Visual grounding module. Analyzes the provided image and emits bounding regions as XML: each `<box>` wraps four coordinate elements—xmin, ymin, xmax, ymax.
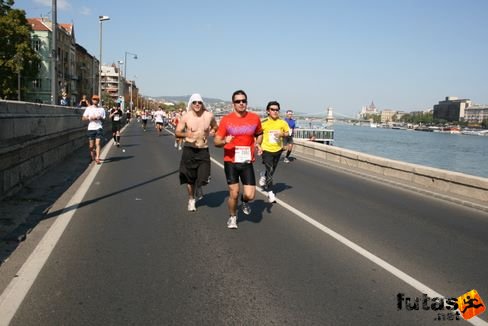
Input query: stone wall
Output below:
<box><xmin>0</xmin><ymin>100</ymin><xmax>87</xmax><ymax>199</ymax></box>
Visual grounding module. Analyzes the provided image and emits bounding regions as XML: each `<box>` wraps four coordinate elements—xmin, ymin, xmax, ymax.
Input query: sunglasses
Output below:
<box><xmin>192</xmin><ymin>101</ymin><xmax>203</xmax><ymax>105</ymax></box>
<box><xmin>269</xmin><ymin>108</ymin><xmax>280</xmax><ymax>112</ymax></box>
<box><xmin>233</xmin><ymin>99</ymin><xmax>247</xmax><ymax>104</ymax></box>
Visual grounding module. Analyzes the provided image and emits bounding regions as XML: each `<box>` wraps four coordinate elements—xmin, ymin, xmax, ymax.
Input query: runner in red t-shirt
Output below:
<box><xmin>214</xmin><ymin>90</ymin><xmax>263</xmax><ymax>229</ymax></box>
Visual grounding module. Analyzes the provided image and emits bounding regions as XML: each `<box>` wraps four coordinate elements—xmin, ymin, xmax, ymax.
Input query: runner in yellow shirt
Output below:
<box><xmin>258</xmin><ymin>101</ymin><xmax>290</xmax><ymax>203</ymax></box>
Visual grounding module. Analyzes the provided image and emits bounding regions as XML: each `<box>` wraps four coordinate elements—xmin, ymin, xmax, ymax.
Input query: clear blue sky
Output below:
<box><xmin>14</xmin><ymin>0</ymin><xmax>488</xmax><ymax>116</ymax></box>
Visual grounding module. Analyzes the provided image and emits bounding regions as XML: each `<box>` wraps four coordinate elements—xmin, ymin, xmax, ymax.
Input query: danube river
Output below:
<box><xmin>327</xmin><ymin>124</ymin><xmax>488</xmax><ymax>179</ymax></box>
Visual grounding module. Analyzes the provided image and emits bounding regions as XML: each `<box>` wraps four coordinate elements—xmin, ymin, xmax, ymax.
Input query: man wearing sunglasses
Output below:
<box><xmin>176</xmin><ymin>93</ymin><xmax>218</xmax><ymax>212</ymax></box>
<box><xmin>258</xmin><ymin>101</ymin><xmax>290</xmax><ymax>203</ymax></box>
<box><xmin>214</xmin><ymin>90</ymin><xmax>263</xmax><ymax>229</ymax></box>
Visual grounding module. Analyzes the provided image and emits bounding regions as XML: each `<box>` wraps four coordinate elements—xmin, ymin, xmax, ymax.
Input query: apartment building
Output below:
<box><xmin>465</xmin><ymin>105</ymin><xmax>488</xmax><ymax>125</ymax></box>
<box><xmin>433</xmin><ymin>96</ymin><xmax>471</xmax><ymax>122</ymax></box>
<box><xmin>25</xmin><ymin>17</ymin><xmax>99</xmax><ymax>105</ymax></box>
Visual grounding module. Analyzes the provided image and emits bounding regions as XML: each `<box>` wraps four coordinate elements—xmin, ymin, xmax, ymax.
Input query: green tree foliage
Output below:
<box><xmin>482</xmin><ymin>119</ymin><xmax>488</xmax><ymax>129</ymax></box>
<box><xmin>0</xmin><ymin>0</ymin><xmax>40</xmax><ymax>99</ymax></box>
<box><xmin>174</xmin><ymin>101</ymin><xmax>186</xmax><ymax>111</ymax></box>
<box><xmin>364</xmin><ymin>113</ymin><xmax>381</xmax><ymax>123</ymax></box>
<box><xmin>399</xmin><ymin>111</ymin><xmax>434</xmax><ymax>124</ymax></box>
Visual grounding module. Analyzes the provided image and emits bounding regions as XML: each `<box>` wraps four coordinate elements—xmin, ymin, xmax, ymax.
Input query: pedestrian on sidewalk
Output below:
<box><xmin>214</xmin><ymin>90</ymin><xmax>263</xmax><ymax>229</ymax></box>
<box><xmin>82</xmin><ymin>95</ymin><xmax>106</xmax><ymax>164</ymax></box>
<box><xmin>176</xmin><ymin>94</ymin><xmax>218</xmax><ymax>212</ymax></box>
<box><xmin>78</xmin><ymin>94</ymin><xmax>90</xmax><ymax>107</ymax></box>
<box><xmin>283</xmin><ymin>109</ymin><xmax>296</xmax><ymax>163</ymax></box>
<box><xmin>258</xmin><ymin>101</ymin><xmax>290</xmax><ymax>203</ymax></box>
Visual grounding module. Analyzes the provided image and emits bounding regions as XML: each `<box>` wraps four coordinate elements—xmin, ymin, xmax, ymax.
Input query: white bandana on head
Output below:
<box><xmin>186</xmin><ymin>93</ymin><xmax>206</xmax><ymax>112</ymax></box>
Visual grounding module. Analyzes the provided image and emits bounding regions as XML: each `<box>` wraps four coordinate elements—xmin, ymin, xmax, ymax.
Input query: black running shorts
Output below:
<box><xmin>224</xmin><ymin>162</ymin><xmax>256</xmax><ymax>186</ymax></box>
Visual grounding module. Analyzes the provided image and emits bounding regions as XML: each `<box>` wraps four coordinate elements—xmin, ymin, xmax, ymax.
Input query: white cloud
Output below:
<box><xmin>80</xmin><ymin>6</ymin><xmax>91</xmax><ymax>16</ymax></box>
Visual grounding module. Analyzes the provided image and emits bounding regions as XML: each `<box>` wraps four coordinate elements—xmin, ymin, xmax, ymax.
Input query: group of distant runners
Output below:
<box><xmin>81</xmin><ymin>89</ymin><xmax>297</xmax><ymax>229</ymax></box>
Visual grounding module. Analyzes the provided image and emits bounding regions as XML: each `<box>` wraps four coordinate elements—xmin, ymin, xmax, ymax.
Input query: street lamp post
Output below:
<box><xmin>124</xmin><ymin>51</ymin><xmax>138</xmax><ymax>79</ymax></box>
<box><xmin>129</xmin><ymin>80</ymin><xmax>133</xmax><ymax>111</ymax></box>
<box><xmin>117</xmin><ymin>60</ymin><xmax>123</xmax><ymax>97</ymax></box>
<box><xmin>98</xmin><ymin>15</ymin><xmax>110</xmax><ymax>106</ymax></box>
<box><xmin>50</xmin><ymin>0</ymin><xmax>57</xmax><ymax>104</ymax></box>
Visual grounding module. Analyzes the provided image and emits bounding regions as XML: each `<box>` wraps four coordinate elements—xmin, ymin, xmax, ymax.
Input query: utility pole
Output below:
<box><xmin>98</xmin><ymin>16</ymin><xmax>110</xmax><ymax>106</ymax></box>
<box><xmin>50</xmin><ymin>0</ymin><xmax>57</xmax><ymax>104</ymax></box>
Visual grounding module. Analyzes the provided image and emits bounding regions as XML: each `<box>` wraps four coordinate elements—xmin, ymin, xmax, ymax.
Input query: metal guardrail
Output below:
<box><xmin>294</xmin><ymin>128</ymin><xmax>334</xmax><ymax>144</ymax></box>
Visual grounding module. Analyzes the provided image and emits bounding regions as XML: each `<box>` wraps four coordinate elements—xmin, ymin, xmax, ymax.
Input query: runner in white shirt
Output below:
<box><xmin>82</xmin><ymin>95</ymin><xmax>106</xmax><ymax>164</ymax></box>
<box><xmin>154</xmin><ymin>108</ymin><xmax>165</xmax><ymax>136</ymax></box>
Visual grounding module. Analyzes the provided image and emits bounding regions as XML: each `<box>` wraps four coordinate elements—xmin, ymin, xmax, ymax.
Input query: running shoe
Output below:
<box><xmin>188</xmin><ymin>198</ymin><xmax>196</xmax><ymax>212</ymax></box>
<box><xmin>268</xmin><ymin>191</ymin><xmax>276</xmax><ymax>203</ymax></box>
<box><xmin>241</xmin><ymin>201</ymin><xmax>251</xmax><ymax>215</ymax></box>
<box><xmin>195</xmin><ymin>187</ymin><xmax>204</xmax><ymax>201</ymax></box>
<box><xmin>283</xmin><ymin>157</ymin><xmax>290</xmax><ymax>163</ymax></box>
<box><xmin>227</xmin><ymin>216</ymin><xmax>238</xmax><ymax>229</ymax></box>
<box><xmin>258</xmin><ymin>171</ymin><xmax>266</xmax><ymax>187</ymax></box>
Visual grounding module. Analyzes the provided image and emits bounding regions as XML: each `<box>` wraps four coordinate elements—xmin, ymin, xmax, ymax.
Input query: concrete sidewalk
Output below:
<box><xmin>0</xmin><ymin>143</ymin><xmax>93</xmax><ymax>263</ymax></box>
<box><xmin>0</xmin><ymin>117</ymin><xmax>122</xmax><ymax>266</ymax></box>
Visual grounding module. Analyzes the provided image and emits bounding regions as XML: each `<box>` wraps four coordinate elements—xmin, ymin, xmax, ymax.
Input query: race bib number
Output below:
<box><xmin>234</xmin><ymin>146</ymin><xmax>251</xmax><ymax>163</ymax></box>
<box><xmin>268</xmin><ymin>130</ymin><xmax>280</xmax><ymax>144</ymax></box>
<box><xmin>114</xmin><ymin>115</ymin><xmax>120</xmax><ymax>121</ymax></box>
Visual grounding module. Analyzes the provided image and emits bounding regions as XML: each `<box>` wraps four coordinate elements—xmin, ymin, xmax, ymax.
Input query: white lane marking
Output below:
<box><xmin>0</xmin><ymin>142</ymin><xmax>112</xmax><ymax>326</ymax></box>
<box><xmin>209</xmin><ymin>157</ymin><xmax>487</xmax><ymax>326</ymax></box>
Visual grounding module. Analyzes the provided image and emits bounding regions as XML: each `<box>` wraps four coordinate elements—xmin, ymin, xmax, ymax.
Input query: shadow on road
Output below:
<box><xmin>102</xmin><ymin>155</ymin><xmax>135</xmax><ymax>163</ymax></box>
<box><xmin>42</xmin><ymin>169</ymin><xmax>180</xmax><ymax>222</ymax></box>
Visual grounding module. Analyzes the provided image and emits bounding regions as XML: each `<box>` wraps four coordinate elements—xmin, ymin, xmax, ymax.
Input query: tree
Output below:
<box><xmin>0</xmin><ymin>0</ymin><xmax>40</xmax><ymax>99</ymax></box>
<box><xmin>400</xmin><ymin>112</ymin><xmax>433</xmax><ymax>125</ymax></box>
<box><xmin>364</xmin><ymin>113</ymin><xmax>381</xmax><ymax>123</ymax></box>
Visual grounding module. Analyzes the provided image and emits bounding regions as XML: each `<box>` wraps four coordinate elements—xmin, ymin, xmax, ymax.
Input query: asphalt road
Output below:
<box><xmin>2</xmin><ymin>121</ymin><xmax>488</xmax><ymax>325</ymax></box>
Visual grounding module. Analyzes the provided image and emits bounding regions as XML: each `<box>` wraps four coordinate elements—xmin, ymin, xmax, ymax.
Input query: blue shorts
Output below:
<box><xmin>87</xmin><ymin>129</ymin><xmax>103</xmax><ymax>140</ymax></box>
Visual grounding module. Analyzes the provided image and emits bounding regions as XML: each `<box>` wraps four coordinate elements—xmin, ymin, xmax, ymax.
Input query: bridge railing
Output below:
<box><xmin>294</xmin><ymin>128</ymin><xmax>334</xmax><ymax>144</ymax></box>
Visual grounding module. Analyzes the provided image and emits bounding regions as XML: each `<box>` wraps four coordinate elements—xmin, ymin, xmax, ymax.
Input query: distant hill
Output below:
<box><xmin>152</xmin><ymin>95</ymin><xmax>229</xmax><ymax>105</ymax></box>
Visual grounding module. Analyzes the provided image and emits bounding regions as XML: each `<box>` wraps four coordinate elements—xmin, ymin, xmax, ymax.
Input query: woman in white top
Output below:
<box><xmin>82</xmin><ymin>95</ymin><xmax>106</xmax><ymax>164</ymax></box>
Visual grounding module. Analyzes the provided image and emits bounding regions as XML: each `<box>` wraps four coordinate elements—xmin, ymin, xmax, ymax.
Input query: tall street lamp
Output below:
<box><xmin>124</xmin><ymin>51</ymin><xmax>138</xmax><ymax>79</ymax></box>
<box><xmin>98</xmin><ymin>15</ymin><xmax>110</xmax><ymax>105</ymax></box>
<box><xmin>129</xmin><ymin>80</ymin><xmax>133</xmax><ymax>111</ymax></box>
<box><xmin>117</xmin><ymin>60</ymin><xmax>123</xmax><ymax>97</ymax></box>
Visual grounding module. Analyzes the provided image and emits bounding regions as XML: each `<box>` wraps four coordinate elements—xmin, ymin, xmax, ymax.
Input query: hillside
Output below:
<box><xmin>152</xmin><ymin>95</ymin><xmax>229</xmax><ymax>105</ymax></box>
